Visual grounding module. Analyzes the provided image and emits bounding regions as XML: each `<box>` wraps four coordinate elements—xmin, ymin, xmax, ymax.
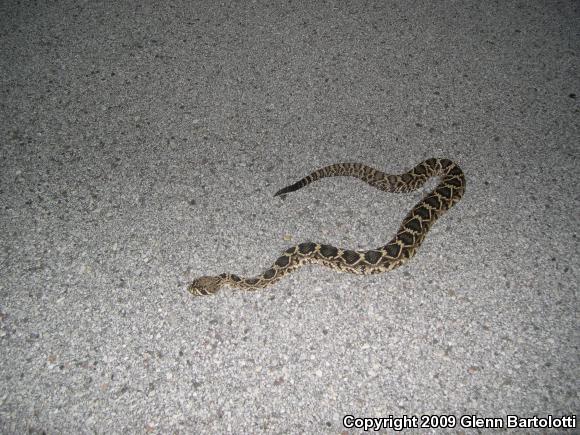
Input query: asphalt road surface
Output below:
<box><xmin>1</xmin><ymin>0</ymin><xmax>578</xmax><ymax>433</ymax></box>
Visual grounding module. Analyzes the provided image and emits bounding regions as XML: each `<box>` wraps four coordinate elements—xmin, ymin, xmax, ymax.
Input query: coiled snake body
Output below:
<box><xmin>188</xmin><ymin>158</ymin><xmax>465</xmax><ymax>296</ymax></box>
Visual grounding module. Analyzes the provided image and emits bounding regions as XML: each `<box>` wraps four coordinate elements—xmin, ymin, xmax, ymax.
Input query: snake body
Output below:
<box><xmin>188</xmin><ymin>158</ymin><xmax>465</xmax><ymax>296</ymax></box>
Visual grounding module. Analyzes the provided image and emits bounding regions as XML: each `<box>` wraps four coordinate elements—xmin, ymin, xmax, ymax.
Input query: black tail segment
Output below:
<box><xmin>274</xmin><ymin>179</ymin><xmax>308</xmax><ymax>197</ymax></box>
<box><xmin>274</xmin><ymin>163</ymin><xmax>364</xmax><ymax>197</ymax></box>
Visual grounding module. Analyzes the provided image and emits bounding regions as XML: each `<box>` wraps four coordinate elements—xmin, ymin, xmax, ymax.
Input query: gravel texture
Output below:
<box><xmin>0</xmin><ymin>1</ymin><xmax>578</xmax><ymax>433</ymax></box>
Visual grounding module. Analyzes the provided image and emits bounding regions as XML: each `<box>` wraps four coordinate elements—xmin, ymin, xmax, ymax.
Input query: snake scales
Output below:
<box><xmin>188</xmin><ymin>158</ymin><xmax>465</xmax><ymax>296</ymax></box>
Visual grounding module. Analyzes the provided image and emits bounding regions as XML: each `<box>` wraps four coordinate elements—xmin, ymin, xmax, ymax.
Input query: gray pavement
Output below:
<box><xmin>0</xmin><ymin>0</ymin><xmax>578</xmax><ymax>433</ymax></box>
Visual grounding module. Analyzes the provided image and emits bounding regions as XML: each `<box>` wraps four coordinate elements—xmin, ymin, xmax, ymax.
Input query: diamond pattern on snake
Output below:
<box><xmin>188</xmin><ymin>158</ymin><xmax>465</xmax><ymax>296</ymax></box>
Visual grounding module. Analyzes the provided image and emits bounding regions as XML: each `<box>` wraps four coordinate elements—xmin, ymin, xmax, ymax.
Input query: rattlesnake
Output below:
<box><xmin>188</xmin><ymin>158</ymin><xmax>465</xmax><ymax>296</ymax></box>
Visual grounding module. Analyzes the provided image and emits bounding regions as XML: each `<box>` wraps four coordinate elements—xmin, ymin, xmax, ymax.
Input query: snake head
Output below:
<box><xmin>187</xmin><ymin>276</ymin><xmax>223</xmax><ymax>296</ymax></box>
